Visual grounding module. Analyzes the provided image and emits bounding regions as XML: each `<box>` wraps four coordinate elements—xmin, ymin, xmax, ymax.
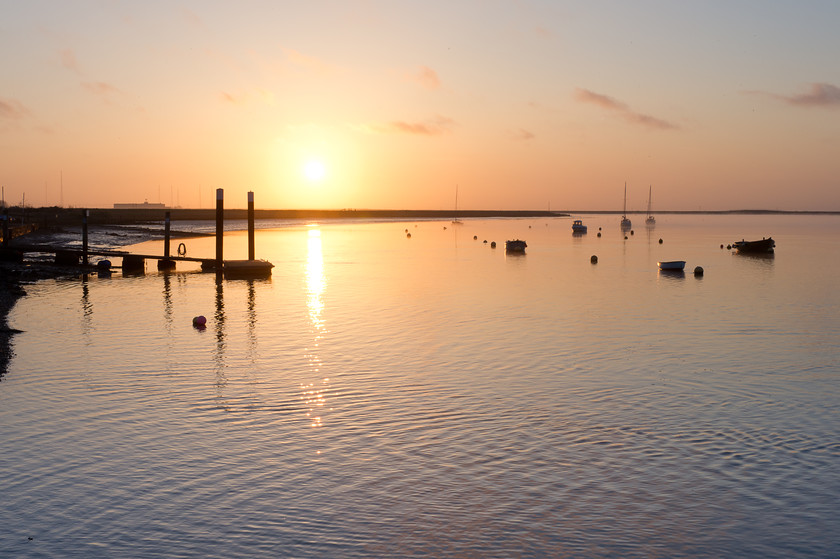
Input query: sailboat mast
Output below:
<box><xmin>623</xmin><ymin>182</ymin><xmax>627</xmax><ymax>217</ymax></box>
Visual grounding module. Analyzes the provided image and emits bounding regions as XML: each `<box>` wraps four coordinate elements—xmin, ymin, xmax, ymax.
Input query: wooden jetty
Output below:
<box><xmin>3</xmin><ymin>190</ymin><xmax>274</xmax><ymax>279</ymax></box>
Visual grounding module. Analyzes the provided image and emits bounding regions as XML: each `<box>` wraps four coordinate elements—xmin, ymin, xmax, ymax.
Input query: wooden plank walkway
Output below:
<box><xmin>11</xmin><ymin>244</ymin><xmax>214</xmax><ymax>264</ymax></box>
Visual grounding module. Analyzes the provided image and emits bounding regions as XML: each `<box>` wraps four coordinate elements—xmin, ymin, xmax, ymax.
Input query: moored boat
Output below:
<box><xmin>572</xmin><ymin>219</ymin><xmax>587</xmax><ymax>234</ymax></box>
<box><xmin>223</xmin><ymin>259</ymin><xmax>274</xmax><ymax>278</ymax></box>
<box><xmin>620</xmin><ymin>182</ymin><xmax>632</xmax><ymax>230</ymax></box>
<box><xmin>657</xmin><ymin>260</ymin><xmax>686</xmax><ymax>271</ymax></box>
<box><xmin>645</xmin><ymin>185</ymin><xmax>656</xmax><ymax>226</ymax></box>
<box><xmin>732</xmin><ymin>237</ymin><xmax>775</xmax><ymax>253</ymax></box>
<box><xmin>505</xmin><ymin>239</ymin><xmax>527</xmax><ymax>252</ymax></box>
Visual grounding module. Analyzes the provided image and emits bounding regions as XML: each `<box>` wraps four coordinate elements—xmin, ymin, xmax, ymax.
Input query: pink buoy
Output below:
<box><xmin>193</xmin><ymin>315</ymin><xmax>207</xmax><ymax>328</ymax></box>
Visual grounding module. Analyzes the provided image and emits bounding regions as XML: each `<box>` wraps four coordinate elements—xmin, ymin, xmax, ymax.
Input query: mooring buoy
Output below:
<box><xmin>591</xmin><ymin>255</ymin><xmax>598</xmax><ymax>264</ymax></box>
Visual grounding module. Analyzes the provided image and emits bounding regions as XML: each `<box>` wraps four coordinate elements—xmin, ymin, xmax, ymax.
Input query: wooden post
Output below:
<box><xmin>215</xmin><ymin>188</ymin><xmax>224</xmax><ymax>272</ymax></box>
<box><xmin>158</xmin><ymin>210</ymin><xmax>176</xmax><ymax>270</ymax></box>
<box><xmin>82</xmin><ymin>209</ymin><xmax>89</xmax><ymax>266</ymax></box>
<box><xmin>247</xmin><ymin>191</ymin><xmax>255</xmax><ymax>261</ymax></box>
<box><xmin>164</xmin><ymin>211</ymin><xmax>171</xmax><ymax>258</ymax></box>
<box><xmin>1</xmin><ymin>210</ymin><xmax>8</xmax><ymax>248</ymax></box>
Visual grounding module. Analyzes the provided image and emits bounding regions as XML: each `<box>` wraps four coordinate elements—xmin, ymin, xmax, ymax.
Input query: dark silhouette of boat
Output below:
<box><xmin>732</xmin><ymin>237</ymin><xmax>775</xmax><ymax>253</ymax></box>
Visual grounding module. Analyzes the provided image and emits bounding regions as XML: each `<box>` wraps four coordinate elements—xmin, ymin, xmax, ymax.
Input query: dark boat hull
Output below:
<box><xmin>733</xmin><ymin>237</ymin><xmax>775</xmax><ymax>253</ymax></box>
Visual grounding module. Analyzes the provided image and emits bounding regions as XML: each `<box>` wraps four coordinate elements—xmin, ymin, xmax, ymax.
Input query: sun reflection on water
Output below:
<box><xmin>302</xmin><ymin>227</ymin><xmax>331</xmax><ymax>431</ymax></box>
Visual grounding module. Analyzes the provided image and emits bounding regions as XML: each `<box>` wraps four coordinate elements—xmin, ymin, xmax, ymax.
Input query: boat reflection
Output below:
<box><xmin>657</xmin><ymin>269</ymin><xmax>685</xmax><ymax>280</ymax></box>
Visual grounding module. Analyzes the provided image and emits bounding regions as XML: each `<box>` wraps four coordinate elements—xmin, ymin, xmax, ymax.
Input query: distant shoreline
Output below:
<box><xmin>3</xmin><ymin>207</ymin><xmax>840</xmax><ymax>226</ymax></box>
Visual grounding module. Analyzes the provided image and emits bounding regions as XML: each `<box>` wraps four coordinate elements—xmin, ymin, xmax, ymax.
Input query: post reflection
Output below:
<box><xmin>214</xmin><ymin>277</ymin><xmax>228</xmax><ymax>410</ymax></box>
<box><xmin>301</xmin><ymin>227</ymin><xmax>331</xmax><ymax>431</ymax></box>
<box><xmin>162</xmin><ymin>272</ymin><xmax>173</xmax><ymax>332</ymax></box>
<box><xmin>246</xmin><ymin>279</ymin><xmax>257</xmax><ymax>359</ymax></box>
<box><xmin>80</xmin><ymin>275</ymin><xmax>93</xmax><ymax>339</ymax></box>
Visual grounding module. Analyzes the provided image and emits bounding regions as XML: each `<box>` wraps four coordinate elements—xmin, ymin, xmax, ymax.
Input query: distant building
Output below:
<box><xmin>113</xmin><ymin>201</ymin><xmax>167</xmax><ymax>209</ymax></box>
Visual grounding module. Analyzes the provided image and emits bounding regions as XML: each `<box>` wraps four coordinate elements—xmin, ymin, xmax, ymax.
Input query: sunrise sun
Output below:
<box><xmin>303</xmin><ymin>159</ymin><xmax>327</xmax><ymax>183</ymax></box>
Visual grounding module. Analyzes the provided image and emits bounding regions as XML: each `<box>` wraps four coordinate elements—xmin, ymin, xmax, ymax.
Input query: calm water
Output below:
<box><xmin>2</xmin><ymin>215</ymin><xmax>839</xmax><ymax>558</ymax></box>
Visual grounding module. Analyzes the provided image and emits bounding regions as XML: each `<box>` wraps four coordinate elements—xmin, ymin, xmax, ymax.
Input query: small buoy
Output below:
<box><xmin>193</xmin><ymin>315</ymin><xmax>207</xmax><ymax>328</ymax></box>
<box><xmin>720</xmin><ymin>244</ymin><xmax>724</xmax><ymax>249</ymax></box>
<box><xmin>473</xmin><ymin>235</ymin><xmax>478</xmax><ymax>240</ymax></box>
<box><xmin>624</xmin><ymin>235</ymin><xmax>628</xmax><ymax>240</ymax></box>
<box><xmin>599</xmin><ymin>227</ymin><xmax>602</xmax><ymax>231</ymax></box>
<box><xmin>591</xmin><ymin>255</ymin><xmax>598</xmax><ymax>264</ymax></box>
<box><xmin>443</xmin><ymin>226</ymin><xmax>447</xmax><ymax>230</ymax></box>
<box><xmin>491</xmin><ymin>241</ymin><xmax>497</xmax><ymax>248</ymax></box>
<box><xmin>658</xmin><ymin>238</ymin><xmax>663</xmax><ymax>244</ymax></box>
<box><xmin>630</xmin><ymin>230</ymin><xmax>634</xmax><ymax>235</ymax></box>
<box><xmin>483</xmin><ymin>240</ymin><xmax>488</xmax><ymax>244</ymax></box>
<box><xmin>726</xmin><ymin>244</ymin><xmax>732</xmax><ymax>250</ymax></box>
<box><xmin>694</xmin><ymin>266</ymin><xmax>704</xmax><ymax>276</ymax></box>
<box><xmin>405</xmin><ymin>228</ymin><xmax>408</xmax><ymax>233</ymax></box>
<box><xmin>406</xmin><ymin>233</ymin><xmax>411</xmax><ymax>238</ymax></box>
<box><xmin>178</xmin><ymin>242</ymin><xmax>187</xmax><ymax>256</ymax></box>
<box><xmin>597</xmin><ymin>232</ymin><xmax>601</xmax><ymax>238</ymax></box>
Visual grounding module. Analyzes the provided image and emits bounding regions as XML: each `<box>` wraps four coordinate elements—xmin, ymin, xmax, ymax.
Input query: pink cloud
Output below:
<box><xmin>0</xmin><ymin>97</ymin><xmax>30</xmax><ymax>120</ymax></box>
<box><xmin>369</xmin><ymin>115</ymin><xmax>455</xmax><ymax>136</ymax></box>
<box><xmin>510</xmin><ymin>128</ymin><xmax>535</xmax><ymax>141</ymax></box>
<box><xmin>413</xmin><ymin>66</ymin><xmax>441</xmax><ymax>90</ymax></box>
<box><xmin>575</xmin><ymin>87</ymin><xmax>678</xmax><ymax>130</ymax></box>
<box><xmin>60</xmin><ymin>48</ymin><xmax>80</xmax><ymax>72</ymax></box>
<box><xmin>575</xmin><ymin>88</ymin><xmax>627</xmax><ymax>111</ymax></box>
<box><xmin>283</xmin><ymin>48</ymin><xmax>336</xmax><ymax>75</ymax></box>
<box><xmin>784</xmin><ymin>83</ymin><xmax>840</xmax><ymax>107</ymax></box>
<box><xmin>82</xmin><ymin>81</ymin><xmax>120</xmax><ymax>96</ymax></box>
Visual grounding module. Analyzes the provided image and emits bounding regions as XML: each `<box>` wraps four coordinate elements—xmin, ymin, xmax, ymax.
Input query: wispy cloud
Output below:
<box><xmin>510</xmin><ymin>128</ymin><xmax>535</xmax><ymax>141</ymax></box>
<box><xmin>283</xmin><ymin>48</ymin><xmax>338</xmax><ymax>75</ymax></box>
<box><xmin>410</xmin><ymin>66</ymin><xmax>441</xmax><ymax>90</ymax></box>
<box><xmin>0</xmin><ymin>97</ymin><xmax>30</xmax><ymax>120</ymax></box>
<box><xmin>60</xmin><ymin>48</ymin><xmax>80</xmax><ymax>73</ymax></box>
<box><xmin>82</xmin><ymin>81</ymin><xmax>120</xmax><ymax>97</ymax></box>
<box><xmin>574</xmin><ymin>88</ymin><xmax>678</xmax><ymax>130</ymax></box>
<box><xmin>781</xmin><ymin>83</ymin><xmax>840</xmax><ymax>108</ymax></box>
<box><xmin>366</xmin><ymin>115</ymin><xmax>455</xmax><ymax>136</ymax></box>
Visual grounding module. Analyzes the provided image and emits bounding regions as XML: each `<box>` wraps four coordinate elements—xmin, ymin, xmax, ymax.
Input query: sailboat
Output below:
<box><xmin>645</xmin><ymin>185</ymin><xmax>656</xmax><ymax>226</ymax></box>
<box><xmin>451</xmin><ymin>185</ymin><xmax>462</xmax><ymax>224</ymax></box>
<box><xmin>620</xmin><ymin>182</ymin><xmax>632</xmax><ymax>230</ymax></box>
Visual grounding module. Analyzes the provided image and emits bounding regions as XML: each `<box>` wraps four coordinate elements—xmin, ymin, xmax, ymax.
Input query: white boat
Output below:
<box><xmin>505</xmin><ymin>239</ymin><xmax>527</xmax><ymax>252</ymax></box>
<box><xmin>645</xmin><ymin>185</ymin><xmax>656</xmax><ymax>226</ymax></box>
<box><xmin>571</xmin><ymin>219</ymin><xmax>587</xmax><ymax>234</ymax></box>
<box><xmin>657</xmin><ymin>260</ymin><xmax>685</xmax><ymax>271</ymax></box>
<box><xmin>620</xmin><ymin>182</ymin><xmax>632</xmax><ymax>230</ymax></box>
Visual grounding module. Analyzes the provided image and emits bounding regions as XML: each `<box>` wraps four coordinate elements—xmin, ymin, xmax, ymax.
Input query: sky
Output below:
<box><xmin>2</xmin><ymin>0</ymin><xmax>840</xmax><ymax>211</ymax></box>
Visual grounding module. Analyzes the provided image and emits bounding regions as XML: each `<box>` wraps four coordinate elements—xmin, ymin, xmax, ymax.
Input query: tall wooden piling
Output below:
<box><xmin>82</xmin><ymin>209</ymin><xmax>89</xmax><ymax>265</ymax></box>
<box><xmin>164</xmin><ymin>211</ymin><xmax>171</xmax><ymax>258</ymax></box>
<box><xmin>247</xmin><ymin>191</ymin><xmax>255</xmax><ymax>261</ymax></box>
<box><xmin>215</xmin><ymin>188</ymin><xmax>224</xmax><ymax>272</ymax></box>
<box><xmin>1</xmin><ymin>210</ymin><xmax>8</xmax><ymax>248</ymax></box>
<box><xmin>158</xmin><ymin>211</ymin><xmax>176</xmax><ymax>270</ymax></box>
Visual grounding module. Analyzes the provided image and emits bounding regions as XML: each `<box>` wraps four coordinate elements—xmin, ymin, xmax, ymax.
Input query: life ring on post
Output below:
<box><xmin>177</xmin><ymin>242</ymin><xmax>187</xmax><ymax>256</ymax></box>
